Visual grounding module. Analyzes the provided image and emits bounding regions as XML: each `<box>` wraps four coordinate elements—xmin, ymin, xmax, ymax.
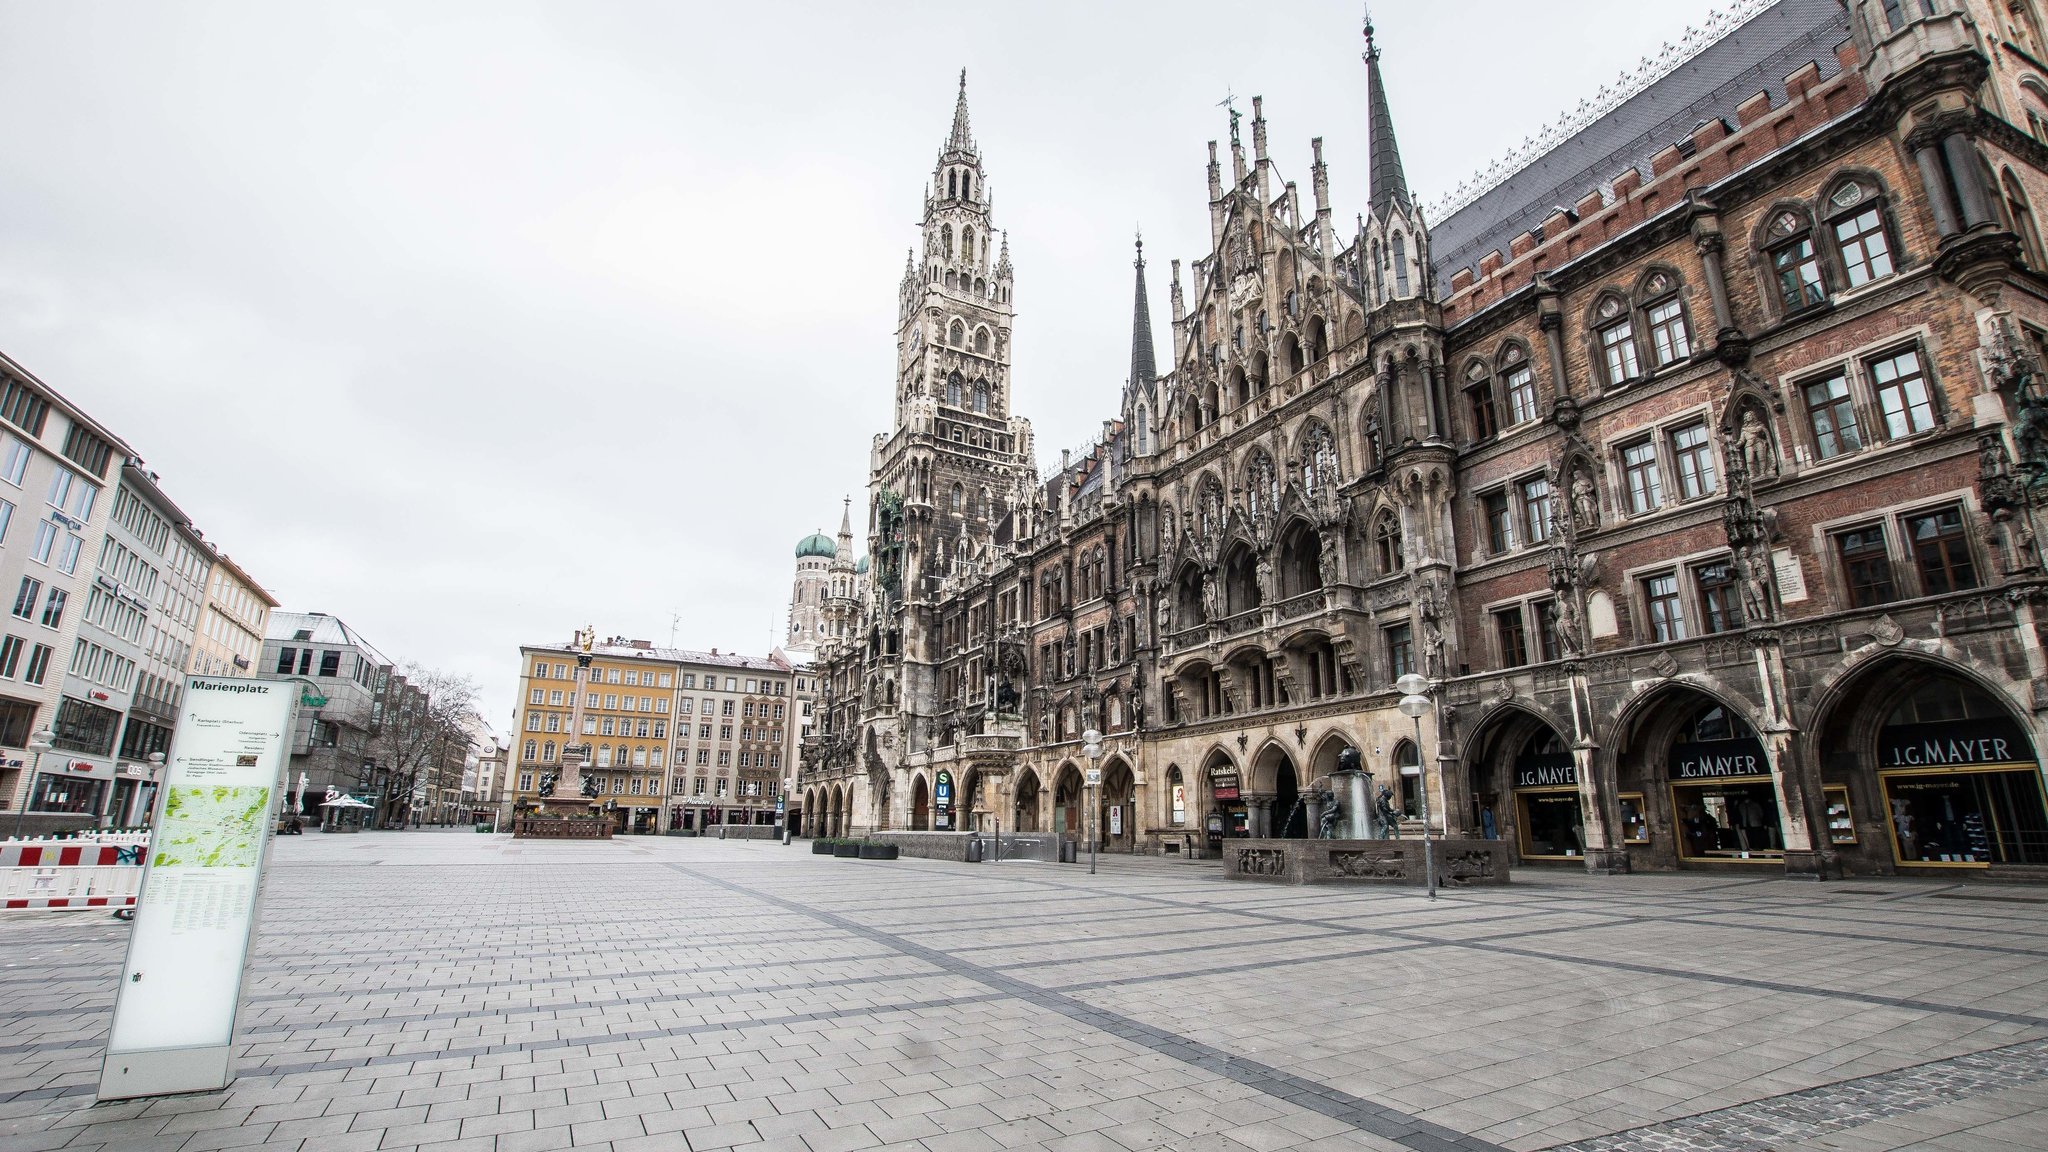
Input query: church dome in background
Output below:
<box><xmin>795</xmin><ymin>532</ymin><xmax>836</xmax><ymax>559</ymax></box>
<box><xmin>855</xmin><ymin>555</ymin><xmax>870</xmax><ymax>574</ymax></box>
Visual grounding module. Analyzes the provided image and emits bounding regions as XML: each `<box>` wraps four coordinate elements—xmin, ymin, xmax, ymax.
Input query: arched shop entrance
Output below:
<box><xmin>828</xmin><ymin>786</ymin><xmax>844</xmax><ymax>838</ymax></box>
<box><xmin>1053</xmin><ymin>763</ymin><xmax>1084</xmax><ymax>839</ymax></box>
<box><xmin>955</xmin><ymin>768</ymin><xmax>979</xmax><ymax>833</ymax></box>
<box><xmin>1203</xmin><ymin>748</ymin><xmax>1245</xmax><ymax>839</ymax></box>
<box><xmin>1254</xmin><ymin>743</ymin><xmax>1306</xmax><ymax>838</ymax></box>
<box><xmin>1465</xmin><ymin>708</ymin><xmax>1580</xmax><ymax>862</ymax></box>
<box><xmin>910</xmin><ymin>774</ymin><xmax>930</xmax><ymax>831</ymax></box>
<box><xmin>1813</xmin><ymin>660</ymin><xmax>2048</xmax><ymax>871</ymax></box>
<box><xmin>1099</xmin><ymin>756</ymin><xmax>1136</xmax><ymax>852</ymax></box>
<box><xmin>1012</xmin><ymin>769</ymin><xmax>1041</xmax><ymax>832</ymax></box>
<box><xmin>1618</xmin><ymin>687</ymin><xmax>1780</xmax><ymax>868</ymax></box>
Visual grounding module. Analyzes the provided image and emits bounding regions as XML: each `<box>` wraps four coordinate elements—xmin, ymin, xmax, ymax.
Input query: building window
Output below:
<box><xmin>1502</xmin><ymin>353</ymin><xmax>1538</xmax><ymax>426</ymax></box>
<box><xmin>1907</xmin><ymin>506</ymin><xmax>1977</xmax><ymax>594</ymax></box>
<box><xmin>25</xmin><ymin>644</ymin><xmax>50</xmax><ymax>685</ymax></box>
<box><xmin>1599</xmin><ymin>319</ymin><xmax>1640</xmax><ymax>385</ymax></box>
<box><xmin>1670</xmin><ymin>422</ymin><xmax>1718</xmax><ymax>500</ymax></box>
<box><xmin>1836</xmin><ymin>525</ymin><xmax>1897</xmax><ymax>607</ymax></box>
<box><xmin>1694</xmin><ymin>560</ymin><xmax>1740</xmax><ymax>634</ymax></box>
<box><xmin>39</xmin><ymin>588</ymin><xmax>66</xmax><ymax>630</ymax></box>
<box><xmin>1621</xmin><ymin>440</ymin><xmax>1664</xmax><ymax>515</ymax></box>
<box><xmin>1483</xmin><ymin>491</ymin><xmax>1514</xmax><ymax>554</ymax></box>
<box><xmin>1465</xmin><ymin>367</ymin><xmax>1497</xmax><ymax>442</ymax></box>
<box><xmin>1833</xmin><ymin>205</ymin><xmax>1893</xmax><ymax>287</ymax></box>
<box><xmin>1386</xmin><ymin>624</ymin><xmax>1413</xmax><ymax>680</ymax></box>
<box><xmin>1494</xmin><ymin>607</ymin><xmax>1529</xmax><ymax>668</ymax></box>
<box><xmin>1534</xmin><ymin>599</ymin><xmax>1561</xmax><ymax>661</ymax></box>
<box><xmin>11</xmin><ymin>577</ymin><xmax>39</xmax><ymax>620</ymax></box>
<box><xmin>1645</xmin><ymin>298</ymin><xmax>1691</xmax><ymax>366</ymax></box>
<box><xmin>1374</xmin><ymin>513</ymin><xmax>1403</xmax><ymax>575</ymax></box>
<box><xmin>1771</xmin><ymin>232</ymin><xmax>1826</xmax><ymax>312</ymax></box>
<box><xmin>1802</xmin><ymin>372</ymin><xmax>1863</xmax><ymax>459</ymax></box>
<box><xmin>1644</xmin><ymin>573</ymin><xmax>1687</xmax><ymax>642</ymax></box>
<box><xmin>518</xmin><ymin>772</ymin><xmax>533</xmax><ymax>792</ymax></box>
<box><xmin>1520</xmin><ymin>476</ymin><xmax>1554</xmax><ymax>544</ymax></box>
<box><xmin>1869</xmin><ymin>349</ymin><xmax>1936</xmax><ymax>439</ymax></box>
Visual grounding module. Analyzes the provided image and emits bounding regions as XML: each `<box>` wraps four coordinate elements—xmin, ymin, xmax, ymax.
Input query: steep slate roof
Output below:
<box><xmin>1428</xmin><ymin>0</ymin><xmax>1850</xmax><ymax>293</ymax></box>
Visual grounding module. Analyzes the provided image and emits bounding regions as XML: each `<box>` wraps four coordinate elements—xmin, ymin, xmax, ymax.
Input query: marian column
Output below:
<box><xmin>545</xmin><ymin>626</ymin><xmax>598</xmax><ymax>813</ymax></box>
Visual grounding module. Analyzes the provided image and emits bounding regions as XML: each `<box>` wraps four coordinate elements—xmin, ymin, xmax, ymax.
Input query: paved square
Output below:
<box><xmin>3</xmin><ymin>836</ymin><xmax>2046</xmax><ymax>1152</ymax></box>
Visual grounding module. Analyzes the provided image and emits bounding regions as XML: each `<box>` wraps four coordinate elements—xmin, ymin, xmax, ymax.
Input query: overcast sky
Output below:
<box><xmin>0</xmin><ymin>1</ymin><xmax>1747</xmax><ymax>730</ymax></box>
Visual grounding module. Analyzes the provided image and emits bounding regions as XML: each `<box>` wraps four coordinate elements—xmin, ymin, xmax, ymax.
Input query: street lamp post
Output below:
<box><xmin>9</xmin><ymin>728</ymin><xmax>56</xmax><ymax>842</ymax></box>
<box><xmin>1082</xmin><ymin>728</ymin><xmax>1103</xmax><ymax>875</ymax></box>
<box><xmin>1395</xmin><ymin>673</ymin><xmax>1436</xmax><ymax>901</ymax></box>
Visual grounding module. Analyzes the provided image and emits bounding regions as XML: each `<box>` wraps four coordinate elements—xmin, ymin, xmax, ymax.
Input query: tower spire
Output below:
<box><xmin>1130</xmin><ymin>232</ymin><xmax>1157</xmax><ymax>390</ymax></box>
<box><xmin>947</xmin><ymin>68</ymin><xmax>974</xmax><ymax>153</ymax></box>
<box><xmin>1364</xmin><ymin>18</ymin><xmax>1411</xmax><ymax>218</ymax></box>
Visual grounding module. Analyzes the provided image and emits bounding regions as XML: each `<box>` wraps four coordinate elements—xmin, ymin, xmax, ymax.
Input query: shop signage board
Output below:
<box><xmin>1211</xmin><ymin>771</ymin><xmax>1241</xmax><ymax>801</ymax></box>
<box><xmin>934</xmin><ymin>769</ymin><xmax>953</xmax><ymax>831</ymax></box>
<box><xmin>1513</xmin><ymin>752</ymin><xmax>1578</xmax><ymax>790</ymax></box>
<box><xmin>97</xmin><ymin>677</ymin><xmax>297</xmax><ymax>1101</ymax></box>
<box><xmin>1671</xmin><ymin>738</ymin><xmax>1771</xmax><ymax>781</ymax></box>
<box><xmin>1108</xmin><ymin>805</ymin><xmax>1122</xmax><ymax>836</ymax></box>
<box><xmin>1878</xmin><ymin>719</ymin><xmax>2033</xmax><ymax>770</ymax></box>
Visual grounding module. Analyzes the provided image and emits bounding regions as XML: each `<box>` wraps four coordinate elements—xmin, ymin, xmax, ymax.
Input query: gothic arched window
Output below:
<box><xmin>947</xmin><ymin>372</ymin><xmax>962</xmax><ymax>406</ymax></box>
<box><xmin>942</xmin><ymin>224</ymin><xmax>954</xmax><ymax>260</ymax></box>
<box><xmin>948</xmin><ymin>320</ymin><xmax>964</xmax><ymax>347</ymax></box>
<box><xmin>963</xmin><ymin>227</ymin><xmax>975</xmax><ymax>264</ymax></box>
<box><xmin>950</xmin><ymin>484</ymin><xmax>963</xmax><ymax>512</ymax></box>
<box><xmin>1301</xmin><ymin>421</ymin><xmax>1337</xmax><ymax>495</ymax></box>
<box><xmin>974</xmin><ymin>327</ymin><xmax>991</xmax><ymax>354</ymax></box>
<box><xmin>1245</xmin><ymin>450</ymin><xmax>1279</xmax><ymax>521</ymax></box>
<box><xmin>1374</xmin><ymin>511</ymin><xmax>1403</xmax><ymax>575</ymax></box>
<box><xmin>973</xmin><ymin>380</ymin><xmax>989</xmax><ymax>412</ymax></box>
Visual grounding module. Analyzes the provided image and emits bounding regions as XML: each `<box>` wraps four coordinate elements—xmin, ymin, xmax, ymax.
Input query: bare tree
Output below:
<box><xmin>369</xmin><ymin>664</ymin><xmax>481</xmax><ymax>826</ymax></box>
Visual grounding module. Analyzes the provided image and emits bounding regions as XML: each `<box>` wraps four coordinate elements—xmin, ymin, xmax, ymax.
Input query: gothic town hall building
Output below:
<box><xmin>795</xmin><ymin>0</ymin><xmax>2048</xmax><ymax>879</ymax></box>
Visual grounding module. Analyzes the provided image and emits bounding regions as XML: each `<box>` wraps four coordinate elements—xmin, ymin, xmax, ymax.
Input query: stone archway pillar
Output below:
<box><xmin>1569</xmin><ymin>664</ymin><xmax>1628</xmax><ymax>873</ymax></box>
<box><xmin>1754</xmin><ymin>631</ymin><xmax>1834</xmax><ymax>879</ymax></box>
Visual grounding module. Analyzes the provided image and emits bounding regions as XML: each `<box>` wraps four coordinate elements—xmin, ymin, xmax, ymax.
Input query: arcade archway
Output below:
<box><xmin>1811</xmin><ymin>658</ymin><xmax>2047</xmax><ymax>870</ymax></box>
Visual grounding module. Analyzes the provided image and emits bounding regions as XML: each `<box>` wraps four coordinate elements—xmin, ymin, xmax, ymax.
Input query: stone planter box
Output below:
<box><xmin>832</xmin><ymin>842</ymin><xmax>861</xmax><ymax>858</ymax></box>
<box><xmin>811</xmin><ymin>839</ymin><xmax>836</xmax><ymax>854</ymax></box>
<box><xmin>1222</xmin><ymin>837</ymin><xmax>1510</xmax><ymax>886</ymax></box>
<box><xmin>857</xmin><ymin>843</ymin><xmax>899</xmax><ymax>860</ymax></box>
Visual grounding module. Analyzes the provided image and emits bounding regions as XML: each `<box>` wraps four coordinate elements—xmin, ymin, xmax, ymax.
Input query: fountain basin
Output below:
<box><xmin>1222</xmin><ymin>838</ymin><xmax>1510</xmax><ymax>886</ymax></box>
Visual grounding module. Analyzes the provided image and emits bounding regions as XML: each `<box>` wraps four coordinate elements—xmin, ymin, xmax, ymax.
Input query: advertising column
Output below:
<box><xmin>97</xmin><ymin>677</ymin><xmax>296</xmax><ymax>1101</ymax></box>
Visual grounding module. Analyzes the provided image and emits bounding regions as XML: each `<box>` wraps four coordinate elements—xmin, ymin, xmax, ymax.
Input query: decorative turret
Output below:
<box><xmin>1359</xmin><ymin>18</ymin><xmax>1430</xmax><ymax>306</ymax></box>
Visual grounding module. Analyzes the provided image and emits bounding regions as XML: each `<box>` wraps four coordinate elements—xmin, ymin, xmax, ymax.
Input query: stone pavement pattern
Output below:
<box><xmin>1</xmin><ymin>835</ymin><xmax>2046</xmax><ymax>1152</ymax></box>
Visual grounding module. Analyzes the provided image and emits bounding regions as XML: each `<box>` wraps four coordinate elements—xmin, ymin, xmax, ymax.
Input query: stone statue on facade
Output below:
<box><xmin>1737</xmin><ymin>406</ymin><xmax>1778</xmax><ymax>481</ymax></box>
<box><xmin>1318</xmin><ymin>530</ymin><xmax>1341</xmax><ymax>588</ymax></box>
<box><xmin>1569</xmin><ymin>464</ymin><xmax>1600</xmax><ymax>532</ymax></box>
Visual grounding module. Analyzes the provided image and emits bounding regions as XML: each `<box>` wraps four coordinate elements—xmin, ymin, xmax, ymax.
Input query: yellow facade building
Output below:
<box><xmin>508</xmin><ymin>636</ymin><xmax>794</xmax><ymax>834</ymax></box>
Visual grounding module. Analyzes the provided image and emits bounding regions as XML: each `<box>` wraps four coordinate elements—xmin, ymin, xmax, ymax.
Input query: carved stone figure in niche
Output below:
<box><xmin>1569</xmin><ymin>464</ymin><xmax>1600</xmax><ymax>531</ymax></box>
<box><xmin>1733</xmin><ymin>547</ymin><xmax>1774</xmax><ymax>624</ymax></box>
<box><xmin>1737</xmin><ymin>406</ymin><xmax>1778</xmax><ymax>481</ymax></box>
<box><xmin>1155</xmin><ymin>592</ymin><xmax>1172</xmax><ymax>635</ymax></box>
<box><xmin>1255</xmin><ymin>553</ymin><xmax>1276</xmax><ymax>602</ymax></box>
<box><xmin>1422</xmin><ymin>619</ymin><xmax>1446</xmax><ymax>678</ymax></box>
<box><xmin>1553</xmin><ymin>589</ymin><xmax>1584</xmax><ymax>657</ymax></box>
<box><xmin>1201</xmin><ymin>571</ymin><xmax>1222</xmax><ymax>623</ymax></box>
<box><xmin>1364</xmin><ymin>407</ymin><xmax>1383</xmax><ymax>469</ymax></box>
<box><xmin>1317</xmin><ymin>530</ymin><xmax>1341</xmax><ymax>587</ymax></box>
<box><xmin>1160</xmin><ymin>503</ymin><xmax>1176</xmax><ymax>550</ymax></box>
<box><xmin>1199</xmin><ymin>484</ymin><xmax>1224</xmax><ymax>541</ymax></box>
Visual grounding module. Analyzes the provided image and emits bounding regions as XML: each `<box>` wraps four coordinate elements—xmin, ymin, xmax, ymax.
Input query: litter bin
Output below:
<box><xmin>965</xmin><ymin>837</ymin><xmax>984</xmax><ymax>863</ymax></box>
<box><xmin>1060</xmin><ymin>838</ymin><xmax>1077</xmax><ymax>864</ymax></box>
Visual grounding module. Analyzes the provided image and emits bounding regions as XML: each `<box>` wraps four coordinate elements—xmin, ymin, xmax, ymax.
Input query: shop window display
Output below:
<box><xmin>1619</xmin><ymin>793</ymin><xmax>1651</xmax><ymax>843</ymax></box>
<box><xmin>1511</xmin><ymin>729</ymin><xmax>1583</xmax><ymax>859</ymax></box>
<box><xmin>1876</xmin><ymin>679</ymin><xmax>2048</xmax><ymax>866</ymax></box>
<box><xmin>1669</xmin><ymin>703</ymin><xmax>1783</xmax><ymax>862</ymax></box>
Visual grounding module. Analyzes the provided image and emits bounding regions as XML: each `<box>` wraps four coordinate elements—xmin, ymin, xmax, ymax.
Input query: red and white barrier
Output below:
<box><xmin>2</xmin><ymin>840</ymin><xmax>147</xmax><ymax>909</ymax></box>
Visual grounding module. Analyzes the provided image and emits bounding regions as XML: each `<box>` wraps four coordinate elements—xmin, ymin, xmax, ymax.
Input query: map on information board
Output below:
<box><xmin>153</xmin><ymin>785</ymin><xmax>270</xmax><ymax>869</ymax></box>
